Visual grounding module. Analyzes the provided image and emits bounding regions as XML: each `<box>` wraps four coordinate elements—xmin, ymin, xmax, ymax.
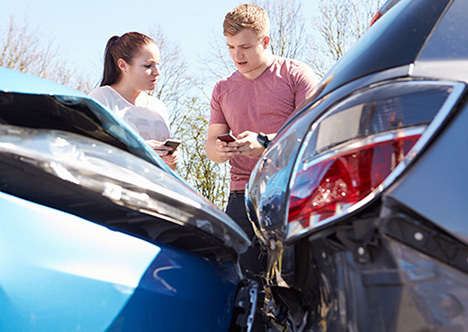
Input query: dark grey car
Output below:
<box><xmin>246</xmin><ymin>0</ymin><xmax>468</xmax><ymax>330</ymax></box>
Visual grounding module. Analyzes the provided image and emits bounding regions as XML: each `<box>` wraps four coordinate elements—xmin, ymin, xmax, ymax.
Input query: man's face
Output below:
<box><xmin>226</xmin><ymin>29</ymin><xmax>270</xmax><ymax>79</ymax></box>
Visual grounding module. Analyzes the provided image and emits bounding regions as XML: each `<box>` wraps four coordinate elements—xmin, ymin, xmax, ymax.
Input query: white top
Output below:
<box><xmin>89</xmin><ymin>86</ymin><xmax>171</xmax><ymax>142</ymax></box>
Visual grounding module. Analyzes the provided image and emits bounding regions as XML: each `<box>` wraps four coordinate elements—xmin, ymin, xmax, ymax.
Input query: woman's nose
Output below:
<box><xmin>153</xmin><ymin>66</ymin><xmax>160</xmax><ymax>76</ymax></box>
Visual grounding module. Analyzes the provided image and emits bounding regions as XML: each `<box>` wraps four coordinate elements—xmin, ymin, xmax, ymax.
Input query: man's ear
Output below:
<box><xmin>263</xmin><ymin>36</ymin><xmax>270</xmax><ymax>49</ymax></box>
<box><xmin>117</xmin><ymin>58</ymin><xmax>127</xmax><ymax>72</ymax></box>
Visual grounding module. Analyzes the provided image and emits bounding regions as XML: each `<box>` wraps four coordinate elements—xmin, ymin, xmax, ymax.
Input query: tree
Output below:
<box><xmin>0</xmin><ymin>15</ymin><xmax>92</xmax><ymax>92</ymax></box>
<box><xmin>174</xmin><ymin>97</ymin><xmax>230</xmax><ymax>208</ymax></box>
<box><xmin>148</xmin><ymin>27</ymin><xmax>230</xmax><ymax>208</ymax></box>
<box><xmin>253</xmin><ymin>0</ymin><xmax>311</xmax><ymax>61</ymax></box>
<box><xmin>149</xmin><ymin>26</ymin><xmax>195</xmax><ymax>127</ymax></box>
<box><xmin>311</xmin><ymin>0</ymin><xmax>382</xmax><ymax>77</ymax></box>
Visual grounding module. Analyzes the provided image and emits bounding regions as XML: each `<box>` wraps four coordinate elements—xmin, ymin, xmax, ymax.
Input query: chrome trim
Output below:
<box><xmin>301</xmin><ymin>126</ymin><xmax>426</xmax><ymax>170</ymax></box>
<box><xmin>286</xmin><ymin>81</ymin><xmax>466</xmax><ymax>242</ymax></box>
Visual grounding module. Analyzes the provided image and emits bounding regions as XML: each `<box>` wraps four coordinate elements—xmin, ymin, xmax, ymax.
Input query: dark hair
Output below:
<box><xmin>100</xmin><ymin>32</ymin><xmax>155</xmax><ymax>86</ymax></box>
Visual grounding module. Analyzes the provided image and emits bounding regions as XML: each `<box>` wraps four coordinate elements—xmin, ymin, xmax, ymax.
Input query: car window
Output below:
<box><xmin>417</xmin><ymin>0</ymin><xmax>467</xmax><ymax>61</ymax></box>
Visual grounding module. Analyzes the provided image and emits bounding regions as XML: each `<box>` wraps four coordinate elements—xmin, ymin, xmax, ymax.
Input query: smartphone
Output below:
<box><xmin>217</xmin><ymin>133</ymin><xmax>237</xmax><ymax>143</ymax></box>
<box><xmin>164</xmin><ymin>138</ymin><xmax>181</xmax><ymax>155</ymax></box>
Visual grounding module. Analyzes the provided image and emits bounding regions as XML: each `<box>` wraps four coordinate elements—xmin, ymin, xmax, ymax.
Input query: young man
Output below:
<box><xmin>206</xmin><ymin>0</ymin><xmax>318</xmax><ymax>306</ymax></box>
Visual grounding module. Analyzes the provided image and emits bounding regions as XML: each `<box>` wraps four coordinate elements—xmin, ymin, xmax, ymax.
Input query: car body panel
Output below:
<box><xmin>385</xmin><ymin>99</ymin><xmax>468</xmax><ymax>244</ymax></box>
<box><xmin>416</xmin><ymin>0</ymin><xmax>468</xmax><ymax>63</ymax></box>
<box><xmin>0</xmin><ymin>191</ymin><xmax>239</xmax><ymax>331</ymax></box>
<box><xmin>0</xmin><ymin>192</ymin><xmax>156</xmax><ymax>331</ymax></box>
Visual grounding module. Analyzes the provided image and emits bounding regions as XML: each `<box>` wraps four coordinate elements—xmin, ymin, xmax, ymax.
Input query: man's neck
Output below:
<box><xmin>243</xmin><ymin>53</ymin><xmax>274</xmax><ymax>80</ymax></box>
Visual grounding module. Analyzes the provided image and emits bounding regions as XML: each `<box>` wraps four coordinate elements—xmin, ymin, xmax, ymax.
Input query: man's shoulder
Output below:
<box><xmin>273</xmin><ymin>56</ymin><xmax>310</xmax><ymax>72</ymax></box>
<box><xmin>219</xmin><ymin>70</ymin><xmax>242</xmax><ymax>82</ymax></box>
<box><xmin>214</xmin><ymin>71</ymin><xmax>243</xmax><ymax>89</ymax></box>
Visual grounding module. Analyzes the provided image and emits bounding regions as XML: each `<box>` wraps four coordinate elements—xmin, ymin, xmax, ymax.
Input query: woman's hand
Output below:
<box><xmin>161</xmin><ymin>148</ymin><xmax>180</xmax><ymax>170</ymax></box>
<box><xmin>146</xmin><ymin>139</ymin><xmax>179</xmax><ymax>170</ymax></box>
<box><xmin>146</xmin><ymin>140</ymin><xmax>171</xmax><ymax>156</ymax></box>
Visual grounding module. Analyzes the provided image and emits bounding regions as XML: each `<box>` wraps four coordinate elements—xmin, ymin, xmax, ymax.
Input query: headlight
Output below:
<box><xmin>0</xmin><ymin>125</ymin><xmax>250</xmax><ymax>254</ymax></box>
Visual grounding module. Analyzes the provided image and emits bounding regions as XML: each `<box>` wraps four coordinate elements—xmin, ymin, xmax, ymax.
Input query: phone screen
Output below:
<box><xmin>217</xmin><ymin>133</ymin><xmax>236</xmax><ymax>142</ymax></box>
<box><xmin>164</xmin><ymin>139</ymin><xmax>181</xmax><ymax>155</ymax></box>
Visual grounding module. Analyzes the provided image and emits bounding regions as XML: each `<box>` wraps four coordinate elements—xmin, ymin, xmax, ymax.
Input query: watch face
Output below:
<box><xmin>257</xmin><ymin>133</ymin><xmax>269</xmax><ymax>148</ymax></box>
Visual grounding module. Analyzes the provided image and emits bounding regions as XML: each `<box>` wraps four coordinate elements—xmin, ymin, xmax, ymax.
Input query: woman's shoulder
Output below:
<box><xmin>89</xmin><ymin>86</ymin><xmax>128</xmax><ymax>108</ymax></box>
<box><xmin>89</xmin><ymin>86</ymin><xmax>117</xmax><ymax>102</ymax></box>
<box><xmin>89</xmin><ymin>85</ymin><xmax>115</xmax><ymax>98</ymax></box>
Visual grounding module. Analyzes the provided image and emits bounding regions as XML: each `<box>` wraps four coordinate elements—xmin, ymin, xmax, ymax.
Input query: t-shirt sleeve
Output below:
<box><xmin>89</xmin><ymin>88</ymin><xmax>111</xmax><ymax>108</ymax></box>
<box><xmin>293</xmin><ymin>62</ymin><xmax>319</xmax><ymax>109</ymax></box>
<box><xmin>209</xmin><ymin>82</ymin><xmax>228</xmax><ymax>125</ymax></box>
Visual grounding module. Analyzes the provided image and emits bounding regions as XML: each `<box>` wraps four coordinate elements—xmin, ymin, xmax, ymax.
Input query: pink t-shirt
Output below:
<box><xmin>210</xmin><ymin>56</ymin><xmax>318</xmax><ymax>191</ymax></box>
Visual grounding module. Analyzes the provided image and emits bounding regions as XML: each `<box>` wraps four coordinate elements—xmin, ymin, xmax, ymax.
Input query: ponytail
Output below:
<box><xmin>100</xmin><ymin>36</ymin><xmax>120</xmax><ymax>86</ymax></box>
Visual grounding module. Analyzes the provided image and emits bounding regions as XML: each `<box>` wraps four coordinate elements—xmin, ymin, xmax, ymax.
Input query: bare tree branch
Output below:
<box><xmin>253</xmin><ymin>0</ymin><xmax>310</xmax><ymax>60</ymax></box>
<box><xmin>148</xmin><ymin>26</ymin><xmax>197</xmax><ymax>128</ymax></box>
<box><xmin>0</xmin><ymin>15</ymin><xmax>93</xmax><ymax>92</ymax></box>
<box><xmin>311</xmin><ymin>0</ymin><xmax>382</xmax><ymax>77</ymax></box>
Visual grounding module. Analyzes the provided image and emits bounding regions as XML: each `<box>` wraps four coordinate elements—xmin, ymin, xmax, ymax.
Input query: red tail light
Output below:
<box><xmin>283</xmin><ymin>81</ymin><xmax>463</xmax><ymax>241</ymax></box>
<box><xmin>289</xmin><ymin>133</ymin><xmax>420</xmax><ymax>228</ymax></box>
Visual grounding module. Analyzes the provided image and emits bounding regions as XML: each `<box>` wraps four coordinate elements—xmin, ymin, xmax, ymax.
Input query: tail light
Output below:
<box><xmin>287</xmin><ymin>81</ymin><xmax>464</xmax><ymax>241</ymax></box>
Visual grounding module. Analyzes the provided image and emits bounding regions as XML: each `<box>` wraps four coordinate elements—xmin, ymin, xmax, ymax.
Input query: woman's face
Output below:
<box><xmin>121</xmin><ymin>42</ymin><xmax>161</xmax><ymax>92</ymax></box>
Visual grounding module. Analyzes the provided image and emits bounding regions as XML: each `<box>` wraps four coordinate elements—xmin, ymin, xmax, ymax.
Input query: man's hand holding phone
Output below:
<box><xmin>234</xmin><ymin>131</ymin><xmax>268</xmax><ymax>158</ymax></box>
<box><xmin>216</xmin><ymin>131</ymin><xmax>265</xmax><ymax>159</ymax></box>
<box><xmin>216</xmin><ymin>133</ymin><xmax>240</xmax><ymax>162</ymax></box>
<box><xmin>217</xmin><ymin>133</ymin><xmax>237</xmax><ymax>143</ymax></box>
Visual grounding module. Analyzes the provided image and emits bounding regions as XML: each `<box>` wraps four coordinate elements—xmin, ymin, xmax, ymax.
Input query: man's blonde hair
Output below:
<box><xmin>223</xmin><ymin>4</ymin><xmax>270</xmax><ymax>40</ymax></box>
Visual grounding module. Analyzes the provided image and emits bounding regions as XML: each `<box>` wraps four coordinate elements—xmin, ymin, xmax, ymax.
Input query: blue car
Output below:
<box><xmin>0</xmin><ymin>67</ymin><xmax>256</xmax><ymax>331</ymax></box>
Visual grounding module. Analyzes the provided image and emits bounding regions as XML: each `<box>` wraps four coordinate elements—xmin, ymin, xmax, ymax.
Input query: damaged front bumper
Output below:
<box><xmin>229</xmin><ymin>279</ymin><xmax>258</xmax><ymax>332</ymax></box>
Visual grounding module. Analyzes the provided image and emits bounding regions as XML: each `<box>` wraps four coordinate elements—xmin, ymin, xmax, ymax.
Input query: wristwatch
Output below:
<box><xmin>257</xmin><ymin>132</ymin><xmax>271</xmax><ymax>149</ymax></box>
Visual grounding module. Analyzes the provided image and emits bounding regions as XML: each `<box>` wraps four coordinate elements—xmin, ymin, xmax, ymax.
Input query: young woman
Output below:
<box><xmin>89</xmin><ymin>32</ymin><xmax>179</xmax><ymax>170</ymax></box>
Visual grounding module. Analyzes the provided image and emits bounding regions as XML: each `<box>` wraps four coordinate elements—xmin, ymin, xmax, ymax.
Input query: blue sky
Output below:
<box><xmin>1</xmin><ymin>0</ymin><xmax>318</xmax><ymax>86</ymax></box>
